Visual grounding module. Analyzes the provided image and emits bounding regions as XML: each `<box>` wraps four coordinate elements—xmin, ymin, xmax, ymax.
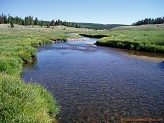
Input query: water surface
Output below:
<box><xmin>23</xmin><ymin>38</ymin><xmax>164</xmax><ymax>123</ymax></box>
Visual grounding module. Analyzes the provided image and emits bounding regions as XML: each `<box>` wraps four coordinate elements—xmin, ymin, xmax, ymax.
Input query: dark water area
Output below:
<box><xmin>22</xmin><ymin>38</ymin><xmax>164</xmax><ymax>123</ymax></box>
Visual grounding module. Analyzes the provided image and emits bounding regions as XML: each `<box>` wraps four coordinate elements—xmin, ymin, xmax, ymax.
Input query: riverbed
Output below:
<box><xmin>22</xmin><ymin>38</ymin><xmax>164</xmax><ymax>123</ymax></box>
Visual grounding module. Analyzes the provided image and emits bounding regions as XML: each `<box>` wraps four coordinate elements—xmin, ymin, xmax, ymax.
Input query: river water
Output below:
<box><xmin>22</xmin><ymin>37</ymin><xmax>164</xmax><ymax>123</ymax></box>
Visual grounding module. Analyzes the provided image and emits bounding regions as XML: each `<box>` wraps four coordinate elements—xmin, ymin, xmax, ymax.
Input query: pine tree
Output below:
<box><xmin>25</xmin><ymin>16</ymin><xmax>30</xmax><ymax>26</ymax></box>
<box><xmin>47</xmin><ymin>22</ymin><xmax>50</xmax><ymax>28</ymax></box>
<box><xmin>40</xmin><ymin>20</ymin><xmax>43</xmax><ymax>27</ymax></box>
<box><xmin>10</xmin><ymin>21</ymin><xmax>14</xmax><ymax>28</ymax></box>
<box><xmin>0</xmin><ymin>13</ymin><xmax>4</xmax><ymax>24</ymax></box>
<box><xmin>34</xmin><ymin>17</ymin><xmax>39</xmax><ymax>25</ymax></box>
<box><xmin>29</xmin><ymin>16</ymin><xmax>33</xmax><ymax>25</ymax></box>
<box><xmin>51</xmin><ymin>19</ymin><xmax>55</xmax><ymax>26</ymax></box>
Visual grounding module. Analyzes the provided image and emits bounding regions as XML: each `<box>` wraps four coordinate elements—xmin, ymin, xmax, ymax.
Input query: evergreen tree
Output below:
<box><xmin>55</xmin><ymin>20</ymin><xmax>58</xmax><ymax>26</ymax></box>
<box><xmin>25</xmin><ymin>16</ymin><xmax>30</xmax><ymax>26</ymax></box>
<box><xmin>10</xmin><ymin>21</ymin><xmax>14</xmax><ymax>28</ymax></box>
<box><xmin>40</xmin><ymin>20</ymin><xmax>43</xmax><ymax>27</ymax></box>
<box><xmin>34</xmin><ymin>17</ymin><xmax>39</xmax><ymax>25</ymax></box>
<box><xmin>8</xmin><ymin>14</ymin><xmax>12</xmax><ymax>23</ymax></box>
<box><xmin>51</xmin><ymin>19</ymin><xmax>55</xmax><ymax>26</ymax></box>
<box><xmin>29</xmin><ymin>16</ymin><xmax>33</xmax><ymax>25</ymax></box>
<box><xmin>4</xmin><ymin>15</ymin><xmax>8</xmax><ymax>23</ymax></box>
<box><xmin>47</xmin><ymin>22</ymin><xmax>50</xmax><ymax>28</ymax></box>
<box><xmin>22</xmin><ymin>19</ymin><xmax>25</xmax><ymax>25</ymax></box>
<box><xmin>0</xmin><ymin>13</ymin><xmax>5</xmax><ymax>24</ymax></box>
<box><xmin>133</xmin><ymin>17</ymin><xmax>164</xmax><ymax>25</ymax></box>
<box><xmin>57</xmin><ymin>19</ymin><xmax>61</xmax><ymax>25</ymax></box>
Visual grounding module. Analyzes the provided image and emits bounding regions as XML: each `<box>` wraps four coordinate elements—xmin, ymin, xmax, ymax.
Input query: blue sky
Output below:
<box><xmin>1</xmin><ymin>0</ymin><xmax>164</xmax><ymax>25</ymax></box>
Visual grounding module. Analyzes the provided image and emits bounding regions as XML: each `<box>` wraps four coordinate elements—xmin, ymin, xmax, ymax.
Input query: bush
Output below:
<box><xmin>117</xmin><ymin>42</ymin><xmax>125</xmax><ymax>48</ymax></box>
<box><xmin>129</xmin><ymin>44</ymin><xmax>134</xmax><ymax>50</ymax></box>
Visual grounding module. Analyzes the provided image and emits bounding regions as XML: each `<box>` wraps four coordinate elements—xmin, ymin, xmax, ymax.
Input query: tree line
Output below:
<box><xmin>2</xmin><ymin>13</ymin><xmax>163</xmax><ymax>29</ymax></box>
<box><xmin>0</xmin><ymin>13</ymin><xmax>124</xmax><ymax>30</ymax></box>
<box><xmin>0</xmin><ymin>13</ymin><xmax>82</xmax><ymax>28</ymax></box>
<box><xmin>133</xmin><ymin>17</ymin><xmax>164</xmax><ymax>26</ymax></box>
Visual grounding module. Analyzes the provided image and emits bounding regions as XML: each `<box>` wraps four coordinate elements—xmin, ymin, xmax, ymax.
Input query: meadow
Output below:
<box><xmin>80</xmin><ymin>24</ymin><xmax>164</xmax><ymax>53</ymax></box>
<box><xmin>0</xmin><ymin>24</ymin><xmax>82</xmax><ymax>122</ymax></box>
<box><xmin>0</xmin><ymin>23</ymin><xmax>164</xmax><ymax>122</ymax></box>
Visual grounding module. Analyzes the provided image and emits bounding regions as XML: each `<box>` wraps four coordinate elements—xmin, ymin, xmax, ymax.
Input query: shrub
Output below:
<box><xmin>117</xmin><ymin>42</ymin><xmax>125</xmax><ymax>48</ymax></box>
<box><xmin>129</xmin><ymin>44</ymin><xmax>134</xmax><ymax>50</ymax></box>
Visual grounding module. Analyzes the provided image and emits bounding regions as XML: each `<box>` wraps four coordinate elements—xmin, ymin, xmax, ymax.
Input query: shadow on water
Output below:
<box><xmin>23</xmin><ymin>58</ymin><xmax>38</xmax><ymax>69</ymax></box>
<box><xmin>157</xmin><ymin>62</ymin><xmax>164</xmax><ymax>69</ymax></box>
<box><xmin>126</xmin><ymin>49</ymin><xmax>164</xmax><ymax>58</ymax></box>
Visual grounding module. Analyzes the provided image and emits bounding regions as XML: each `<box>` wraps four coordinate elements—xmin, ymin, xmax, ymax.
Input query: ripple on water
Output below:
<box><xmin>23</xmin><ymin>38</ymin><xmax>164</xmax><ymax>123</ymax></box>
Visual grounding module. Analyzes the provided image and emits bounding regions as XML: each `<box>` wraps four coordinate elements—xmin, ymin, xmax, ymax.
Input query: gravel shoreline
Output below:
<box><xmin>126</xmin><ymin>54</ymin><xmax>164</xmax><ymax>62</ymax></box>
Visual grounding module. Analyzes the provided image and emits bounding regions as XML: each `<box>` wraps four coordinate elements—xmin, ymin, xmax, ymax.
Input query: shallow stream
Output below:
<box><xmin>23</xmin><ymin>37</ymin><xmax>164</xmax><ymax>123</ymax></box>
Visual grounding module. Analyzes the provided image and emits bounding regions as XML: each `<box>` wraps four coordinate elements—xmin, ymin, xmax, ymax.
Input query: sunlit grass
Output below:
<box><xmin>0</xmin><ymin>73</ymin><xmax>59</xmax><ymax>123</ymax></box>
<box><xmin>79</xmin><ymin>25</ymin><xmax>164</xmax><ymax>53</ymax></box>
<box><xmin>0</xmin><ymin>24</ymin><xmax>91</xmax><ymax>122</ymax></box>
<box><xmin>0</xmin><ymin>25</ymin><xmax>68</xmax><ymax>122</ymax></box>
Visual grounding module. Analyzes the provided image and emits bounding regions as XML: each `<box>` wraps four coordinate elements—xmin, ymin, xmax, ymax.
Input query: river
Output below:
<box><xmin>22</xmin><ymin>37</ymin><xmax>164</xmax><ymax>123</ymax></box>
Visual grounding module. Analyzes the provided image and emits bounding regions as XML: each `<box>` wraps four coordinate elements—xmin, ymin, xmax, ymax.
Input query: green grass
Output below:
<box><xmin>1</xmin><ymin>23</ymin><xmax>164</xmax><ymax>122</ymax></box>
<box><xmin>111</xmin><ymin>24</ymin><xmax>164</xmax><ymax>31</ymax></box>
<box><xmin>0</xmin><ymin>25</ymin><xmax>75</xmax><ymax>122</ymax></box>
<box><xmin>79</xmin><ymin>24</ymin><xmax>164</xmax><ymax>53</ymax></box>
<box><xmin>0</xmin><ymin>24</ymin><xmax>90</xmax><ymax>122</ymax></box>
<box><xmin>0</xmin><ymin>73</ymin><xmax>59</xmax><ymax>123</ymax></box>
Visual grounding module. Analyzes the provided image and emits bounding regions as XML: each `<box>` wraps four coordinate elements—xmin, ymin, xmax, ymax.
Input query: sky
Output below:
<box><xmin>1</xmin><ymin>0</ymin><xmax>164</xmax><ymax>25</ymax></box>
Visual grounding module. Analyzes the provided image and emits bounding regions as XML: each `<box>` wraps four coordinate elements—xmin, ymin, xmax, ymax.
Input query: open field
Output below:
<box><xmin>0</xmin><ymin>24</ymin><xmax>80</xmax><ymax>122</ymax></box>
<box><xmin>112</xmin><ymin>24</ymin><xmax>164</xmax><ymax>31</ymax></box>
<box><xmin>80</xmin><ymin>24</ymin><xmax>164</xmax><ymax>54</ymax></box>
<box><xmin>1</xmin><ymin>24</ymin><xmax>164</xmax><ymax>122</ymax></box>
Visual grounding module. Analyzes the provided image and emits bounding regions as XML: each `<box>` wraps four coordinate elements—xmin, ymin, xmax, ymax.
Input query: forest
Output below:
<box><xmin>133</xmin><ymin>17</ymin><xmax>164</xmax><ymax>25</ymax></box>
<box><xmin>0</xmin><ymin>13</ymin><xmax>164</xmax><ymax>29</ymax></box>
<box><xmin>0</xmin><ymin>13</ymin><xmax>124</xmax><ymax>30</ymax></box>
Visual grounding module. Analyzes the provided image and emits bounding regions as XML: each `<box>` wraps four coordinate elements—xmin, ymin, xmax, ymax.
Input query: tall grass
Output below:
<box><xmin>0</xmin><ymin>74</ymin><xmax>59</xmax><ymax>123</ymax></box>
<box><xmin>96</xmin><ymin>37</ymin><xmax>164</xmax><ymax>53</ymax></box>
<box><xmin>80</xmin><ymin>28</ymin><xmax>164</xmax><ymax>53</ymax></box>
<box><xmin>0</xmin><ymin>25</ymin><xmax>70</xmax><ymax>122</ymax></box>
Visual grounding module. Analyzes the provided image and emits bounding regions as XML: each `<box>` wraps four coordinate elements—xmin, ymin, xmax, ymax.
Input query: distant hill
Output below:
<box><xmin>111</xmin><ymin>24</ymin><xmax>164</xmax><ymax>31</ymax></box>
<box><xmin>73</xmin><ymin>22</ymin><xmax>125</xmax><ymax>30</ymax></box>
<box><xmin>0</xmin><ymin>13</ymin><xmax>125</xmax><ymax>30</ymax></box>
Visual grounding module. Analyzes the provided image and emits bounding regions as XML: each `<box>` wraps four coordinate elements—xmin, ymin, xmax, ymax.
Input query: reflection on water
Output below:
<box><xmin>158</xmin><ymin>62</ymin><xmax>164</xmax><ymax>69</ymax></box>
<box><xmin>22</xmin><ymin>38</ymin><xmax>164</xmax><ymax>123</ymax></box>
<box><xmin>127</xmin><ymin>50</ymin><xmax>164</xmax><ymax>58</ymax></box>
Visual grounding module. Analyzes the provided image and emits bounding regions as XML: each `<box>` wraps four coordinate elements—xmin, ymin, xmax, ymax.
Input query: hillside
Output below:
<box><xmin>111</xmin><ymin>24</ymin><xmax>164</xmax><ymax>31</ymax></box>
<box><xmin>73</xmin><ymin>22</ymin><xmax>125</xmax><ymax>30</ymax></box>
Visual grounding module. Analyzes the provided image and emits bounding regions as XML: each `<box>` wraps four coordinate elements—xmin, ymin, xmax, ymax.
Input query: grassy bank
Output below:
<box><xmin>80</xmin><ymin>24</ymin><xmax>164</xmax><ymax>53</ymax></box>
<box><xmin>0</xmin><ymin>74</ymin><xmax>59</xmax><ymax>123</ymax></box>
<box><xmin>0</xmin><ymin>24</ymin><xmax>78</xmax><ymax>122</ymax></box>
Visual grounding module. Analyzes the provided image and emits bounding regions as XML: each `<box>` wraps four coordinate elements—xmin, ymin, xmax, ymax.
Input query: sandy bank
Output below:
<box><xmin>126</xmin><ymin>54</ymin><xmax>164</xmax><ymax>63</ymax></box>
<box><xmin>67</xmin><ymin>37</ymin><xmax>89</xmax><ymax>41</ymax></box>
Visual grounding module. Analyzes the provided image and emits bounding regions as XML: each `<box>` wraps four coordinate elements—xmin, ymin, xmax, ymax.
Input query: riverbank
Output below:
<box><xmin>0</xmin><ymin>24</ymin><xmax>77</xmax><ymax>122</ymax></box>
<box><xmin>22</xmin><ymin>35</ymin><xmax>164</xmax><ymax>122</ymax></box>
<box><xmin>79</xmin><ymin>24</ymin><xmax>164</xmax><ymax>54</ymax></box>
<box><xmin>125</xmin><ymin>54</ymin><xmax>164</xmax><ymax>62</ymax></box>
